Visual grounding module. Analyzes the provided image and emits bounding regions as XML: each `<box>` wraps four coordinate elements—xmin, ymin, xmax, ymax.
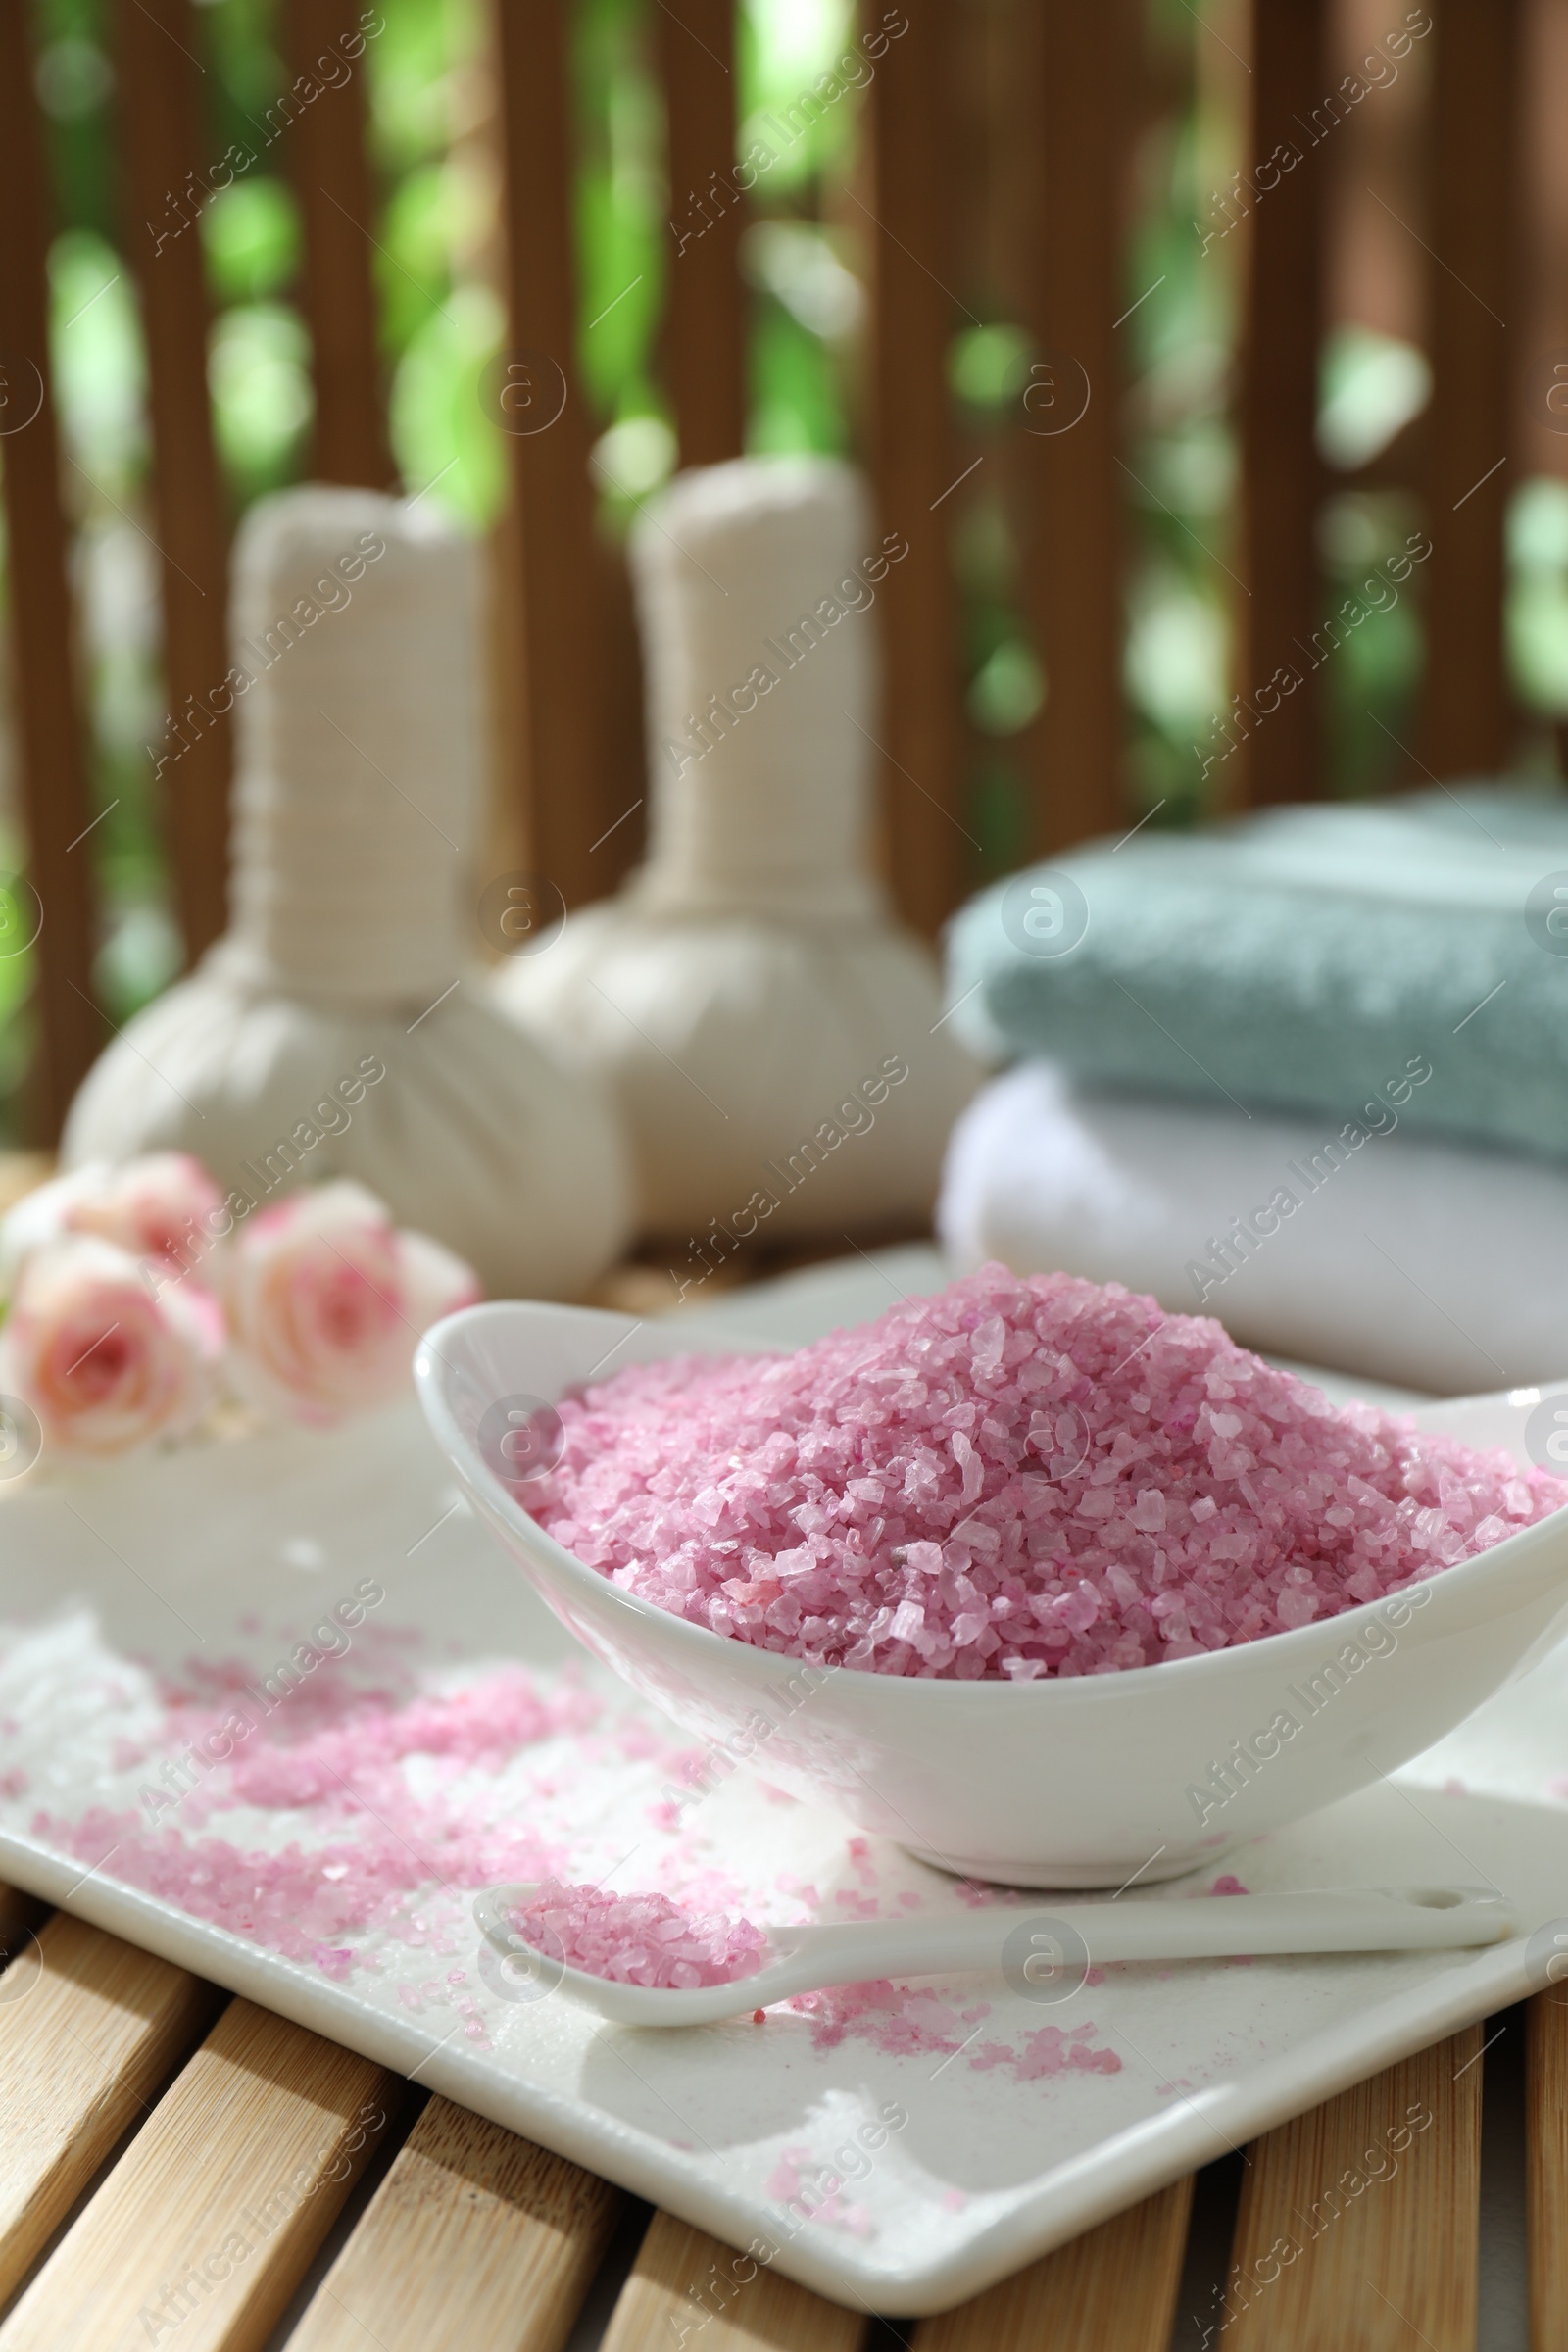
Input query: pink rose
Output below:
<box><xmin>1</xmin><ymin>1154</ymin><xmax>225</xmax><ymax>1292</ymax></box>
<box><xmin>69</xmin><ymin>1152</ymin><xmax>225</xmax><ymax>1273</ymax></box>
<box><xmin>219</xmin><ymin>1180</ymin><xmax>479</xmax><ymax>1424</ymax></box>
<box><xmin>0</xmin><ymin>1235</ymin><xmax>223</xmax><ymax>1456</ymax></box>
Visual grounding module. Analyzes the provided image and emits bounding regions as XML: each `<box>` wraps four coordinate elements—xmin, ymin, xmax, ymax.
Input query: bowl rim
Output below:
<box><xmin>416</xmin><ymin>1298</ymin><xmax>1568</xmax><ymax>1708</ymax></box>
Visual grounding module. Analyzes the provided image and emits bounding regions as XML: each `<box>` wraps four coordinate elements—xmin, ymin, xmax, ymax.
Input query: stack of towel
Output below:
<box><xmin>938</xmin><ymin>786</ymin><xmax>1568</xmax><ymax>1392</ymax></box>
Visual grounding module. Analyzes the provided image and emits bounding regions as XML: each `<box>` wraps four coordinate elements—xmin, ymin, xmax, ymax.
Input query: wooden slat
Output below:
<box><xmin>0</xmin><ymin>1879</ymin><xmax>45</xmax><ymax>1959</ymax></box>
<box><xmin>864</xmin><ymin>0</ymin><xmax>964</xmax><ymax>938</ymax></box>
<box><xmin>592</xmin><ymin>533</ymin><xmax>648</xmax><ymax>893</ymax></box>
<box><xmin>908</xmin><ymin>2176</ymin><xmax>1193</xmax><ymax>2352</ymax></box>
<box><xmin>1528</xmin><ymin>1988</ymin><xmax>1568</xmax><ymax>2352</ymax></box>
<box><xmin>0</xmin><ymin>1998</ymin><xmax>391</xmax><ymax>2351</ymax></box>
<box><xmin>287</xmin><ymin>2094</ymin><xmax>619</xmax><ymax>2350</ymax></box>
<box><xmin>1418</xmin><ymin>0</ymin><xmax>1520</xmax><ymax>779</ymax></box>
<box><xmin>1222</xmin><ymin>2027</ymin><xmax>1483</xmax><ymax>2350</ymax></box>
<box><xmin>493</xmin><ymin>0</ymin><xmax>605</xmax><ymax>910</ymax></box>
<box><xmin>1519</xmin><ymin>0</ymin><xmax>1568</xmax><ymax>488</ymax></box>
<box><xmin>281</xmin><ymin>0</ymin><xmax>396</xmax><ymax>489</ymax></box>
<box><xmin>1234</xmin><ymin>0</ymin><xmax>1326</xmax><ymax>810</ymax></box>
<box><xmin>658</xmin><ymin>0</ymin><xmax>745</xmax><ymax>468</ymax></box>
<box><xmin>599</xmin><ymin>2210</ymin><xmax>866</xmax><ymax>2351</ymax></box>
<box><xmin>114</xmin><ymin>0</ymin><xmax>232</xmax><ymax>965</ymax></box>
<box><xmin>0</xmin><ymin>1914</ymin><xmax>218</xmax><ymax>2306</ymax></box>
<box><xmin>1027</xmin><ymin>0</ymin><xmax>1128</xmax><ymax>853</ymax></box>
<box><xmin>0</xmin><ymin>0</ymin><xmax>101</xmax><ymax>1142</ymax></box>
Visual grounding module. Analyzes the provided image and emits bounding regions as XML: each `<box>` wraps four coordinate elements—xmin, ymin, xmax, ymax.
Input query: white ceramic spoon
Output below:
<box><xmin>472</xmin><ymin>1883</ymin><xmax>1514</xmax><ymax>2027</ymax></box>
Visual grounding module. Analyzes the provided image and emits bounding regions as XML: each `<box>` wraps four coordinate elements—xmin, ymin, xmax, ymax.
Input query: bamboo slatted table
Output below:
<box><xmin>0</xmin><ymin>1871</ymin><xmax>1555</xmax><ymax>2349</ymax></box>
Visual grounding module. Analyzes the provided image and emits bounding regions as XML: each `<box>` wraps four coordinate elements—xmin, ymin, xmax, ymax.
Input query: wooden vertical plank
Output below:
<box><xmin>280</xmin><ymin>0</ymin><xmax>396</xmax><ymax>489</ymax></box>
<box><xmin>114</xmin><ymin>0</ymin><xmax>232</xmax><ymax>964</ymax></box>
<box><xmin>1027</xmin><ymin>0</ymin><xmax>1128</xmax><ymax>853</ymax></box>
<box><xmin>1419</xmin><ymin>0</ymin><xmax>1520</xmax><ymax>779</ymax></box>
<box><xmin>493</xmin><ymin>0</ymin><xmax>604</xmax><ymax>909</ymax></box>
<box><xmin>864</xmin><ymin>0</ymin><xmax>964</xmax><ymax>938</ymax></box>
<box><xmin>599</xmin><ymin>2210</ymin><xmax>866</xmax><ymax>2351</ymax></box>
<box><xmin>1234</xmin><ymin>0</ymin><xmax>1326</xmax><ymax>809</ymax></box>
<box><xmin>0</xmin><ymin>0</ymin><xmax>101</xmax><ymax>1142</ymax></box>
<box><xmin>659</xmin><ymin>0</ymin><xmax>746</xmax><ymax>468</ymax></box>
<box><xmin>0</xmin><ymin>1999</ymin><xmax>392</xmax><ymax>2352</ymax></box>
<box><xmin>0</xmin><ymin>1914</ymin><xmax>219</xmax><ymax>2305</ymax></box>
<box><xmin>1222</xmin><ymin>2028</ymin><xmax>1482</xmax><ymax>2350</ymax></box>
<box><xmin>1518</xmin><ymin>0</ymin><xmax>1568</xmax><ymax>491</ymax></box>
<box><xmin>909</xmin><ymin>2177</ymin><xmax>1193</xmax><ymax>2351</ymax></box>
<box><xmin>287</xmin><ymin>2096</ymin><xmax>619</xmax><ymax>2349</ymax></box>
<box><xmin>1528</xmin><ymin>1987</ymin><xmax>1568</xmax><ymax>2352</ymax></box>
<box><xmin>592</xmin><ymin>533</ymin><xmax>648</xmax><ymax>892</ymax></box>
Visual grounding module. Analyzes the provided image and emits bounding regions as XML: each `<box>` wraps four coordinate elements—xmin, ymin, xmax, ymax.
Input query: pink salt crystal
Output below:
<box><xmin>39</xmin><ymin>1662</ymin><xmax>587</xmax><ymax>1974</ymax></box>
<box><xmin>785</xmin><ymin>1975</ymin><xmax>1118</xmax><ymax>2084</ymax></box>
<box><xmin>1209</xmin><ymin>1874</ymin><xmax>1249</xmax><ymax>1896</ymax></box>
<box><xmin>531</xmin><ymin>1266</ymin><xmax>1568</xmax><ymax>1680</ymax></box>
<box><xmin>512</xmin><ymin>1877</ymin><xmax>767</xmax><ymax>1989</ymax></box>
<box><xmin>969</xmin><ymin>2023</ymin><xmax>1122</xmax><ymax>2082</ymax></box>
<box><xmin>790</xmin><ymin>1978</ymin><xmax>966</xmax><ymax>2057</ymax></box>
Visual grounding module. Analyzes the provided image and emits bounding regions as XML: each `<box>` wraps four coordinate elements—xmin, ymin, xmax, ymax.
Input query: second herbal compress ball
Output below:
<box><xmin>496</xmin><ymin>457</ymin><xmax>978</xmax><ymax>1238</ymax></box>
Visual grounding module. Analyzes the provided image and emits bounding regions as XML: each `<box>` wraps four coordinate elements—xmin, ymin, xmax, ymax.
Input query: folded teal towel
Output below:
<box><xmin>945</xmin><ymin>785</ymin><xmax>1568</xmax><ymax>1158</ymax></box>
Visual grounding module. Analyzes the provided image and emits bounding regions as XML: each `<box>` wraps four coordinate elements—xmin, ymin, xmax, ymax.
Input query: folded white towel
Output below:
<box><xmin>938</xmin><ymin>1062</ymin><xmax>1568</xmax><ymax>1394</ymax></box>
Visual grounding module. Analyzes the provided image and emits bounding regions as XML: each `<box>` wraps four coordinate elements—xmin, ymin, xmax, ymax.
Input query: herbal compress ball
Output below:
<box><xmin>496</xmin><ymin>456</ymin><xmax>977</xmax><ymax>1241</ymax></box>
<box><xmin>64</xmin><ymin>485</ymin><xmax>631</xmax><ymax>1299</ymax></box>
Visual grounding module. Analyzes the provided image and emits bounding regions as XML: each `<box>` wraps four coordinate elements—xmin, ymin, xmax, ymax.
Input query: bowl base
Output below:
<box><xmin>902</xmin><ymin>1840</ymin><xmax>1230</xmax><ymax>1890</ymax></box>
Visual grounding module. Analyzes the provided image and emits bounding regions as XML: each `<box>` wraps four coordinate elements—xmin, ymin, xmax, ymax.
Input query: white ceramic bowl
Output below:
<box><xmin>416</xmin><ymin>1304</ymin><xmax>1568</xmax><ymax>1886</ymax></box>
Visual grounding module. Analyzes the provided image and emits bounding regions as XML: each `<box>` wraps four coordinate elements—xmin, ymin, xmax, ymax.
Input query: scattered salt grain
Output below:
<box><xmin>787</xmin><ymin>1976</ymin><xmax>1121</xmax><ymax>2083</ymax></box>
<box><xmin>533</xmin><ymin>1266</ymin><xmax>1568</xmax><ymax>1679</ymax></box>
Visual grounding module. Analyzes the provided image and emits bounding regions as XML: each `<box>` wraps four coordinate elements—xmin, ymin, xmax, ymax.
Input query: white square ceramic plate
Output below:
<box><xmin>0</xmin><ymin>1249</ymin><xmax>1565</xmax><ymax>2316</ymax></box>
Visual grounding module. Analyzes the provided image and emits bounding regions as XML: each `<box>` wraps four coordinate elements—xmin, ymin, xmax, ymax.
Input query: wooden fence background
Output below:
<box><xmin>0</xmin><ymin>0</ymin><xmax>1563</xmax><ymax>1140</ymax></box>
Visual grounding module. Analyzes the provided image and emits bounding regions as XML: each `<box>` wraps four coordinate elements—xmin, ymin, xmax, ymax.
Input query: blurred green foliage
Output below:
<box><xmin>1</xmin><ymin>0</ymin><xmax>1564</xmax><ymax>1144</ymax></box>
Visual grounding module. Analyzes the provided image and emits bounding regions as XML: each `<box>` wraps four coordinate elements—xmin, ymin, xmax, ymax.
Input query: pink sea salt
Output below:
<box><xmin>786</xmin><ymin>1977</ymin><xmax>1121</xmax><ymax>2082</ymax></box>
<box><xmin>35</xmin><ymin>1663</ymin><xmax>596</xmax><ymax>1968</ymax></box>
<box><xmin>532</xmin><ymin>1266</ymin><xmax>1568</xmax><ymax>1680</ymax></box>
<box><xmin>513</xmin><ymin>1877</ymin><xmax>767</xmax><ymax>1989</ymax></box>
<box><xmin>970</xmin><ymin>2024</ymin><xmax>1122</xmax><ymax>2081</ymax></box>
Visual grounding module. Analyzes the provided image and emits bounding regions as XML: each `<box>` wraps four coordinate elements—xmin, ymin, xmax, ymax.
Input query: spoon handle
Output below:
<box><xmin>762</xmin><ymin>1885</ymin><xmax>1512</xmax><ymax>1996</ymax></box>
